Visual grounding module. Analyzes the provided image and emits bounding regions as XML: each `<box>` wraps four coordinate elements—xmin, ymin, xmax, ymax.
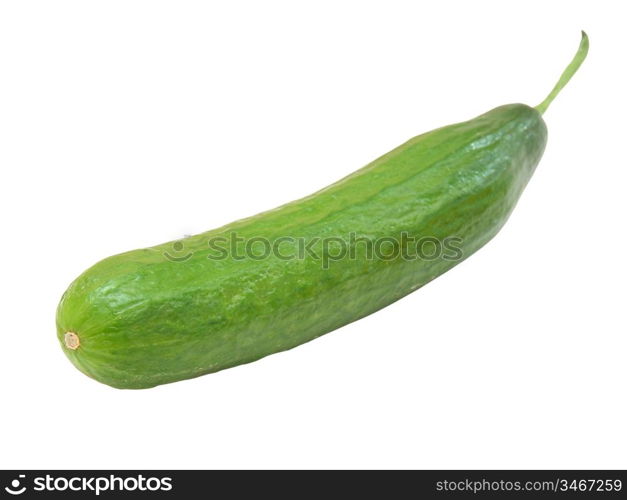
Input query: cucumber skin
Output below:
<box><xmin>56</xmin><ymin>104</ymin><xmax>547</xmax><ymax>389</ymax></box>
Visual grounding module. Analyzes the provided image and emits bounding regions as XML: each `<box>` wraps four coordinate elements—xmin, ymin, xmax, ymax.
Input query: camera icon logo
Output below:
<box><xmin>4</xmin><ymin>475</ymin><xmax>26</xmax><ymax>495</ymax></box>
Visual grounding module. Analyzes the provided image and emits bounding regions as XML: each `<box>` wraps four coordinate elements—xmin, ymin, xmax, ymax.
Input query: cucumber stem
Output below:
<box><xmin>535</xmin><ymin>31</ymin><xmax>589</xmax><ymax>115</ymax></box>
<box><xmin>64</xmin><ymin>332</ymin><xmax>80</xmax><ymax>350</ymax></box>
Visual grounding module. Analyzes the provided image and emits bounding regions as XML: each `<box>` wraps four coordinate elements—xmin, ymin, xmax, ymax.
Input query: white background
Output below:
<box><xmin>1</xmin><ymin>0</ymin><xmax>625</xmax><ymax>469</ymax></box>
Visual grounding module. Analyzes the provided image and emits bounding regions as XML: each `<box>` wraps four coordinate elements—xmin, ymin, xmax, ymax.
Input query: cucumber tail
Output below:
<box><xmin>535</xmin><ymin>31</ymin><xmax>589</xmax><ymax>115</ymax></box>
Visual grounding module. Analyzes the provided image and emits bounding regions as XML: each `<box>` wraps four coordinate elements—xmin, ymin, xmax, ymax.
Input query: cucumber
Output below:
<box><xmin>56</xmin><ymin>33</ymin><xmax>588</xmax><ymax>389</ymax></box>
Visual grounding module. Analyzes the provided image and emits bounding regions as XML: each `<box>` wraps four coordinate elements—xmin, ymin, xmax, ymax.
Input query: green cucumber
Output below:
<box><xmin>56</xmin><ymin>33</ymin><xmax>589</xmax><ymax>389</ymax></box>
